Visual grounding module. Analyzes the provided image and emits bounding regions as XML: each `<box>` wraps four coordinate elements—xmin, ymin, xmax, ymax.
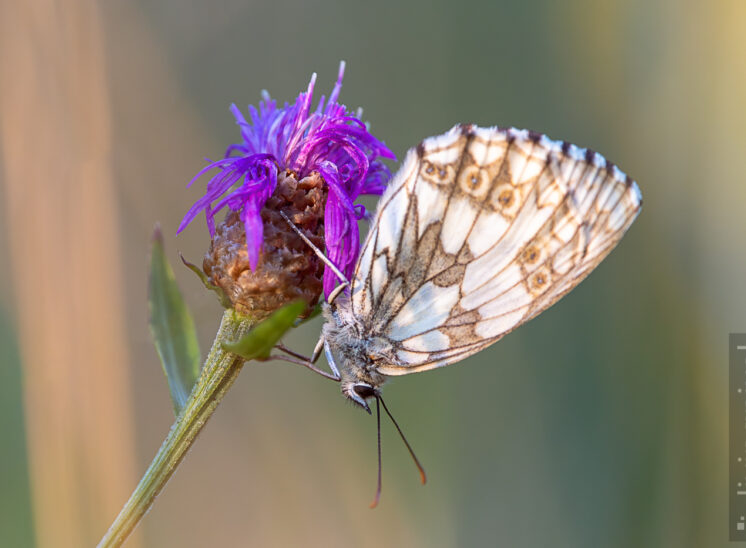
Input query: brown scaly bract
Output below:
<box><xmin>203</xmin><ymin>171</ymin><xmax>327</xmax><ymax>319</ymax></box>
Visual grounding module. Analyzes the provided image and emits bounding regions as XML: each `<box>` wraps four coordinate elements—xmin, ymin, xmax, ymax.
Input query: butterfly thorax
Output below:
<box><xmin>322</xmin><ymin>298</ymin><xmax>394</xmax><ymax>410</ymax></box>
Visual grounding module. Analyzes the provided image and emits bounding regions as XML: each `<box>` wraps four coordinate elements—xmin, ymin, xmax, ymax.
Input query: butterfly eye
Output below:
<box><xmin>353</xmin><ymin>384</ymin><xmax>377</xmax><ymax>399</ymax></box>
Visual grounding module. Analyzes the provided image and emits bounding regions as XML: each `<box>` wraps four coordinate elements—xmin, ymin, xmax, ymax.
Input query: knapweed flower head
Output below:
<box><xmin>179</xmin><ymin>62</ymin><xmax>394</xmax><ymax>315</ymax></box>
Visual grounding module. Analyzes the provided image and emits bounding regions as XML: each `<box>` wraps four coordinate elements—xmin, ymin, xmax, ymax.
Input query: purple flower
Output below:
<box><xmin>178</xmin><ymin>62</ymin><xmax>395</xmax><ymax>297</ymax></box>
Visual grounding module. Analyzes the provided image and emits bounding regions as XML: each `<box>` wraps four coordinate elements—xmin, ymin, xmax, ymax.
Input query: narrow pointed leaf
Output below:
<box><xmin>149</xmin><ymin>225</ymin><xmax>201</xmax><ymax>415</ymax></box>
<box><xmin>223</xmin><ymin>300</ymin><xmax>306</xmax><ymax>360</ymax></box>
<box><xmin>179</xmin><ymin>252</ymin><xmax>232</xmax><ymax>309</ymax></box>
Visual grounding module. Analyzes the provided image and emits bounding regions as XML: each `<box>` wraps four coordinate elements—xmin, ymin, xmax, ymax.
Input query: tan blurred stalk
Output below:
<box><xmin>0</xmin><ymin>2</ymin><xmax>141</xmax><ymax>547</ymax></box>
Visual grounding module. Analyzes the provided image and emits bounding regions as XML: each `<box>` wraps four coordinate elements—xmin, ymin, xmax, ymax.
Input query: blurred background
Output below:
<box><xmin>0</xmin><ymin>0</ymin><xmax>742</xmax><ymax>546</ymax></box>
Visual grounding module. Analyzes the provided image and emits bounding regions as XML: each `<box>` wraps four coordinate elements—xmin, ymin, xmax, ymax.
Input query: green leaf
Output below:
<box><xmin>223</xmin><ymin>300</ymin><xmax>306</xmax><ymax>361</ymax></box>
<box><xmin>294</xmin><ymin>302</ymin><xmax>322</xmax><ymax>327</ymax></box>
<box><xmin>149</xmin><ymin>225</ymin><xmax>201</xmax><ymax>415</ymax></box>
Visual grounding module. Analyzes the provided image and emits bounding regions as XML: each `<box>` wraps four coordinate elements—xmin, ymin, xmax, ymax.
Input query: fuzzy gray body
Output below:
<box><xmin>322</xmin><ymin>296</ymin><xmax>392</xmax><ymax>392</ymax></box>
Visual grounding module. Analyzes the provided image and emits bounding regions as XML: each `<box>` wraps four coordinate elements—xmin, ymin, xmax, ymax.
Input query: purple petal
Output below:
<box><xmin>241</xmin><ymin>201</ymin><xmax>263</xmax><ymax>270</ymax></box>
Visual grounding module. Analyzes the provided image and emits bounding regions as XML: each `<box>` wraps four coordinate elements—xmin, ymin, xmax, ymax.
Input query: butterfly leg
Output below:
<box><xmin>271</xmin><ymin>339</ymin><xmax>341</xmax><ymax>382</ymax></box>
<box><xmin>274</xmin><ymin>337</ymin><xmax>324</xmax><ymax>366</ymax></box>
<box><xmin>263</xmin><ymin>351</ymin><xmax>340</xmax><ymax>382</ymax></box>
<box><xmin>310</xmin><ymin>336</ymin><xmax>325</xmax><ymax>364</ymax></box>
<box><xmin>274</xmin><ymin>343</ymin><xmax>313</xmax><ymax>362</ymax></box>
<box><xmin>326</xmin><ymin>282</ymin><xmax>349</xmax><ymax>304</ymax></box>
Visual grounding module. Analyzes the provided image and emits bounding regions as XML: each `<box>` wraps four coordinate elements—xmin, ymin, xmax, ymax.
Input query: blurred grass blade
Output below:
<box><xmin>149</xmin><ymin>225</ymin><xmax>201</xmax><ymax>415</ymax></box>
<box><xmin>223</xmin><ymin>301</ymin><xmax>306</xmax><ymax>360</ymax></box>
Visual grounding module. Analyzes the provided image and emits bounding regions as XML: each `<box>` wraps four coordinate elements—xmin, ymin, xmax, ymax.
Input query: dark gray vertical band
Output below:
<box><xmin>730</xmin><ymin>333</ymin><xmax>746</xmax><ymax>541</ymax></box>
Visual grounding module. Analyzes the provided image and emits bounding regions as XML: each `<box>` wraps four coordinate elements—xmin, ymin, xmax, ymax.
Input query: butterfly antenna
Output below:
<box><xmin>279</xmin><ymin>211</ymin><xmax>349</xmax><ymax>285</ymax></box>
<box><xmin>370</xmin><ymin>396</ymin><xmax>383</xmax><ymax>509</ymax></box>
<box><xmin>379</xmin><ymin>396</ymin><xmax>427</xmax><ymax>485</ymax></box>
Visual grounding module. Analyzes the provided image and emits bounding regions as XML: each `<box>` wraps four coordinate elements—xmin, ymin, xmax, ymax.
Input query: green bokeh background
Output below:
<box><xmin>2</xmin><ymin>0</ymin><xmax>741</xmax><ymax>546</ymax></box>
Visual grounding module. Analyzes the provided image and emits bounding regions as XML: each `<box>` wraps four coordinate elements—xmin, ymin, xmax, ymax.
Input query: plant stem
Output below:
<box><xmin>97</xmin><ymin>309</ymin><xmax>254</xmax><ymax>548</ymax></box>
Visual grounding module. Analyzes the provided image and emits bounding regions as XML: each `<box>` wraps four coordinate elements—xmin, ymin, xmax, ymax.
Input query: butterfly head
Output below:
<box><xmin>342</xmin><ymin>382</ymin><xmax>379</xmax><ymax>414</ymax></box>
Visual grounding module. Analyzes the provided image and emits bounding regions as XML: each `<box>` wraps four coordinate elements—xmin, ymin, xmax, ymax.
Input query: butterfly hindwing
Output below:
<box><xmin>350</xmin><ymin>125</ymin><xmax>642</xmax><ymax>376</ymax></box>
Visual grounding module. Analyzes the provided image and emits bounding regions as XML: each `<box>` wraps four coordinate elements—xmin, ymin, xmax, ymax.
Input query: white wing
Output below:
<box><xmin>350</xmin><ymin>124</ymin><xmax>642</xmax><ymax>376</ymax></box>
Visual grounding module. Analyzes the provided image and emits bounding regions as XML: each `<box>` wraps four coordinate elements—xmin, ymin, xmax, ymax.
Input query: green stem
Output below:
<box><xmin>98</xmin><ymin>309</ymin><xmax>255</xmax><ymax>548</ymax></box>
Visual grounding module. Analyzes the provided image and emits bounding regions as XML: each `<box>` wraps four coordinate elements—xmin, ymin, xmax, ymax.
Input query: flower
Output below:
<box><xmin>178</xmin><ymin>62</ymin><xmax>394</xmax><ymax>299</ymax></box>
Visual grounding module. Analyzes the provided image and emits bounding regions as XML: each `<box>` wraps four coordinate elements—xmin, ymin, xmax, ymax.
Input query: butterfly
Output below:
<box><xmin>278</xmin><ymin>123</ymin><xmax>642</xmax><ymax>506</ymax></box>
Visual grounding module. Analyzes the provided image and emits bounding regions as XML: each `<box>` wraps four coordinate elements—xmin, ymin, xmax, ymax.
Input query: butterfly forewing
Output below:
<box><xmin>350</xmin><ymin>124</ymin><xmax>641</xmax><ymax>376</ymax></box>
